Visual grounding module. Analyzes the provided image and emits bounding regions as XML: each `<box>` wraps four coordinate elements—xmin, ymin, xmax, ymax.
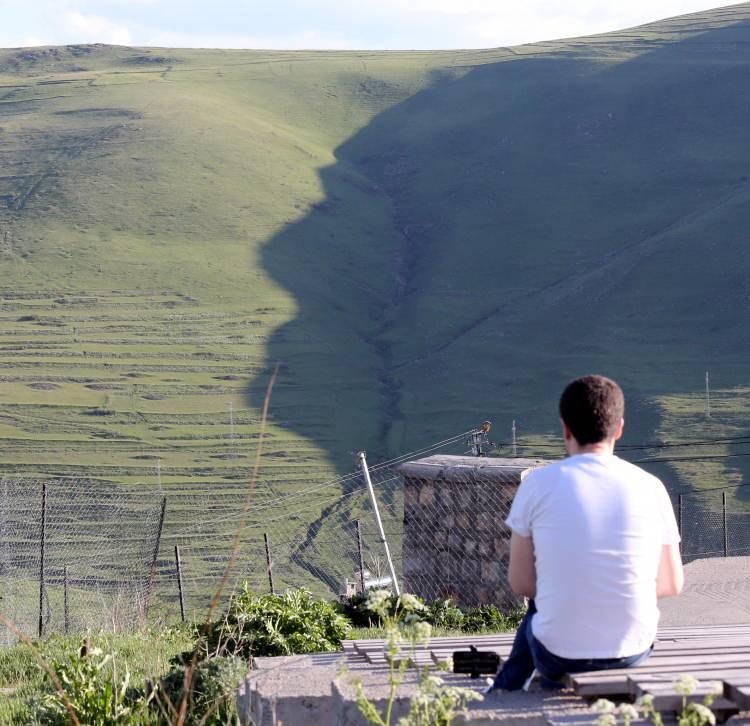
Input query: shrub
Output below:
<box><xmin>340</xmin><ymin>593</ymin><xmax>523</xmax><ymax>634</ymax></box>
<box><xmin>351</xmin><ymin>590</ymin><xmax>482</xmax><ymax>726</ymax></box>
<box><xmin>462</xmin><ymin>604</ymin><xmax>523</xmax><ymax>633</ymax></box>
<box><xmin>35</xmin><ymin>646</ymin><xmax>147</xmax><ymax>725</ymax></box>
<box><xmin>155</xmin><ymin>655</ymin><xmax>247</xmax><ymax>725</ymax></box>
<box><xmin>425</xmin><ymin>599</ymin><xmax>465</xmax><ymax>630</ymax></box>
<box><xmin>207</xmin><ymin>586</ymin><xmax>352</xmax><ymax>658</ymax></box>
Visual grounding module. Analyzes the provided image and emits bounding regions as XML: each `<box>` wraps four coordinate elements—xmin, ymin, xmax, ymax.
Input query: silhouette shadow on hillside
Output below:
<box><xmin>248</xmin><ymin>13</ymin><xmax>750</xmax><ymax>488</ymax></box>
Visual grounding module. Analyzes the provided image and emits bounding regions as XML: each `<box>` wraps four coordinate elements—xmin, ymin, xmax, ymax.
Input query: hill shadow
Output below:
<box><xmin>248</xmin><ymin>11</ymin><xmax>750</xmax><ymax>483</ymax></box>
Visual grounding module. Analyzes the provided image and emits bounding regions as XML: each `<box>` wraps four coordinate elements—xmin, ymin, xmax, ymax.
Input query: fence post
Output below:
<box><xmin>723</xmin><ymin>491</ymin><xmax>728</xmax><ymax>557</ymax></box>
<box><xmin>678</xmin><ymin>494</ymin><xmax>683</xmax><ymax>541</ymax></box>
<box><xmin>144</xmin><ymin>496</ymin><xmax>167</xmax><ymax>620</ymax></box>
<box><xmin>264</xmin><ymin>532</ymin><xmax>274</xmax><ymax>594</ymax></box>
<box><xmin>355</xmin><ymin>520</ymin><xmax>366</xmax><ymax>596</ymax></box>
<box><xmin>358</xmin><ymin>452</ymin><xmax>401</xmax><ymax>596</ymax></box>
<box><xmin>174</xmin><ymin>545</ymin><xmax>186</xmax><ymax>623</ymax></box>
<box><xmin>63</xmin><ymin>565</ymin><xmax>69</xmax><ymax>635</ymax></box>
<box><xmin>38</xmin><ymin>481</ymin><xmax>47</xmax><ymax>639</ymax></box>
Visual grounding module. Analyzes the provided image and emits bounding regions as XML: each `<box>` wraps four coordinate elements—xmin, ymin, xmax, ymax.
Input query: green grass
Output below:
<box><xmin>0</xmin><ymin>627</ymin><xmax>194</xmax><ymax>725</ymax></box>
<box><xmin>3</xmin><ymin>4</ymin><xmax>750</xmax><ymax>617</ymax></box>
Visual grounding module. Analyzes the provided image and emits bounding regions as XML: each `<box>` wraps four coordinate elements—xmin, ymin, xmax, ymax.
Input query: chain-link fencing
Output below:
<box><xmin>0</xmin><ymin>478</ymin><xmax>165</xmax><ymax>643</ymax></box>
<box><xmin>163</xmin><ymin>446</ymin><xmax>750</xmax><ymax>623</ymax></box>
<box><xmin>673</xmin><ymin>484</ymin><xmax>750</xmax><ymax>561</ymax></box>
<box><xmin>7</xmin><ymin>433</ymin><xmax>750</xmax><ymax>640</ymax></box>
<box><xmin>161</xmin><ymin>432</ymin><xmax>548</xmax><ymax>620</ymax></box>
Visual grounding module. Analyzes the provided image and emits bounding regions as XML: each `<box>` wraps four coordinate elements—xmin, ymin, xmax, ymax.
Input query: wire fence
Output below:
<box><xmin>157</xmin><ymin>428</ymin><xmax>555</xmax><ymax>623</ymax></box>
<box><xmin>165</xmin><ymin>436</ymin><xmax>470</xmax><ymax>618</ymax></box>
<box><xmin>673</xmin><ymin>485</ymin><xmax>750</xmax><ymax>561</ymax></box>
<box><xmin>4</xmin><ymin>430</ymin><xmax>750</xmax><ymax>640</ymax></box>
<box><xmin>164</xmin><ymin>441</ymin><xmax>750</xmax><ymax>621</ymax></box>
<box><xmin>0</xmin><ymin>478</ymin><xmax>165</xmax><ymax>644</ymax></box>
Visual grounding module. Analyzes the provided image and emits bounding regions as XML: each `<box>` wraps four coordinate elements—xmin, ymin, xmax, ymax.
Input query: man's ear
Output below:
<box><xmin>614</xmin><ymin>417</ymin><xmax>625</xmax><ymax>441</ymax></box>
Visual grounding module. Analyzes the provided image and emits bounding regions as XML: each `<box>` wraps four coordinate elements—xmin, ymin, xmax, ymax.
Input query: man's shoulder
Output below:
<box><xmin>528</xmin><ymin>455</ymin><xmax>664</xmax><ymax>486</ymax></box>
<box><xmin>521</xmin><ymin>458</ymin><xmax>567</xmax><ymax>486</ymax></box>
<box><xmin>611</xmin><ymin>455</ymin><xmax>663</xmax><ymax>485</ymax></box>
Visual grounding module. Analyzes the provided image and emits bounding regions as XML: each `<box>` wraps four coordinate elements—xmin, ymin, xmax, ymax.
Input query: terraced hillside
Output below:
<box><xmin>3</xmin><ymin>4</ymin><xmax>750</xmax><ymax>609</ymax></box>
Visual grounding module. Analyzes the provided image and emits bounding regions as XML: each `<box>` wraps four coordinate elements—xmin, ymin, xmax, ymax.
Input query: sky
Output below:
<box><xmin>0</xmin><ymin>0</ymin><xmax>744</xmax><ymax>50</ymax></box>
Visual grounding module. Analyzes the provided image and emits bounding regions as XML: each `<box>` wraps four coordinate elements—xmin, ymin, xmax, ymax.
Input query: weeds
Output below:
<box><xmin>591</xmin><ymin>674</ymin><xmax>721</xmax><ymax>726</ymax></box>
<box><xmin>351</xmin><ymin>589</ymin><xmax>482</xmax><ymax>726</ymax></box>
<box><xmin>204</xmin><ymin>586</ymin><xmax>351</xmax><ymax>659</ymax></box>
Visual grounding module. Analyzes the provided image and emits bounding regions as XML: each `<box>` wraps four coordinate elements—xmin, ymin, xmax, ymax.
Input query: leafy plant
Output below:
<box><xmin>338</xmin><ymin>592</ymin><xmax>419</xmax><ymax>628</ymax></box>
<box><xmin>340</xmin><ymin>593</ymin><xmax>524</xmax><ymax>634</ymax></box>
<box><xmin>462</xmin><ymin>604</ymin><xmax>525</xmax><ymax>633</ymax></box>
<box><xmin>36</xmin><ymin>645</ymin><xmax>148</xmax><ymax>725</ymax></box>
<box><xmin>154</xmin><ymin>655</ymin><xmax>247</xmax><ymax>725</ymax></box>
<box><xmin>425</xmin><ymin>600</ymin><xmax>465</xmax><ymax>630</ymax></box>
<box><xmin>591</xmin><ymin>674</ymin><xmax>720</xmax><ymax>726</ymax></box>
<box><xmin>400</xmin><ymin>673</ymin><xmax>482</xmax><ymax>726</ymax></box>
<box><xmin>206</xmin><ymin>586</ymin><xmax>352</xmax><ymax>658</ymax></box>
<box><xmin>351</xmin><ymin>590</ymin><xmax>482</xmax><ymax>726</ymax></box>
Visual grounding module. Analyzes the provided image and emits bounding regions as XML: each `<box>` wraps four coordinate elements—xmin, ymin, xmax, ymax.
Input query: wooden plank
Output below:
<box><xmin>651</xmin><ymin>646</ymin><xmax>750</xmax><ymax>656</ymax></box>
<box><xmin>629</xmin><ymin>677</ymin><xmax>737</xmax><ymax>712</ymax></box>
<box><xmin>658</xmin><ymin>624</ymin><xmax>750</xmax><ymax>632</ymax></box>
<box><xmin>654</xmin><ymin>637</ymin><xmax>750</xmax><ymax>652</ymax></box>
<box><xmin>352</xmin><ymin>635</ymin><xmax>516</xmax><ymax>656</ymax></box>
<box><xmin>574</xmin><ymin>662</ymin><xmax>750</xmax><ymax>691</ymax></box>
<box><xmin>658</xmin><ymin>624</ymin><xmax>750</xmax><ymax>631</ymax></box>
<box><xmin>352</xmin><ymin>634</ymin><xmax>516</xmax><ymax>648</ymax></box>
<box><xmin>571</xmin><ymin>662</ymin><xmax>750</xmax><ymax>697</ymax></box>
<box><xmin>392</xmin><ymin>652</ymin><xmax>435</xmax><ymax>667</ymax></box>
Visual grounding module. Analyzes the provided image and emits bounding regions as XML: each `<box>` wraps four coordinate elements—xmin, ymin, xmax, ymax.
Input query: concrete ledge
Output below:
<box><xmin>238</xmin><ymin>652</ymin><xmax>343</xmax><ymax>725</ymax></box>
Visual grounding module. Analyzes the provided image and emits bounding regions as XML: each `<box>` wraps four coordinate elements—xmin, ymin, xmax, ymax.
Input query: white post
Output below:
<box><xmin>512</xmin><ymin>420</ymin><xmax>517</xmax><ymax>457</ymax></box>
<box><xmin>358</xmin><ymin>451</ymin><xmax>401</xmax><ymax>596</ymax></box>
<box><xmin>705</xmin><ymin>372</ymin><xmax>711</xmax><ymax>419</ymax></box>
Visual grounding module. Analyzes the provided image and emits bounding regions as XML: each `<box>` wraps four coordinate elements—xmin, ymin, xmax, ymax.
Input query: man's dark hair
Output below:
<box><xmin>559</xmin><ymin>375</ymin><xmax>624</xmax><ymax>445</ymax></box>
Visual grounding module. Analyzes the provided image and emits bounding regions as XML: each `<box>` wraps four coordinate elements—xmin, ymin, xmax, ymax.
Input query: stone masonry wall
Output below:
<box><xmin>398</xmin><ymin>455</ymin><xmax>548</xmax><ymax>609</ymax></box>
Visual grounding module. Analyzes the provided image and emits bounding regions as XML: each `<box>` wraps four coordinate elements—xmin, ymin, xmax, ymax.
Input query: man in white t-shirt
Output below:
<box><xmin>492</xmin><ymin>375</ymin><xmax>683</xmax><ymax>690</ymax></box>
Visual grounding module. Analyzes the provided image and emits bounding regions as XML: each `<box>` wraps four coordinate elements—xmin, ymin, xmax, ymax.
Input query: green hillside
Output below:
<box><xmin>3</xmin><ymin>3</ymin><xmax>750</xmax><ymax>605</ymax></box>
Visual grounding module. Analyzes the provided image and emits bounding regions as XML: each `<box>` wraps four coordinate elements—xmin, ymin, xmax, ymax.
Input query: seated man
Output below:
<box><xmin>492</xmin><ymin>375</ymin><xmax>683</xmax><ymax>690</ymax></box>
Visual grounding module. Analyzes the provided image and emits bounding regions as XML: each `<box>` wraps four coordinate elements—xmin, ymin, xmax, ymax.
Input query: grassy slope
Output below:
<box><xmin>2</xmin><ymin>4</ymin><xmax>750</xmax><ymax>604</ymax></box>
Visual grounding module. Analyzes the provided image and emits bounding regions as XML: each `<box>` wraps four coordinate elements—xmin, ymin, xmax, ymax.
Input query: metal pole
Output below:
<box><xmin>38</xmin><ymin>481</ymin><xmax>47</xmax><ymax>639</ymax></box>
<box><xmin>355</xmin><ymin>520</ymin><xmax>366</xmax><ymax>596</ymax></box>
<box><xmin>264</xmin><ymin>532</ymin><xmax>274</xmax><ymax>594</ymax></box>
<box><xmin>358</xmin><ymin>452</ymin><xmax>400</xmax><ymax>596</ymax></box>
<box><xmin>723</xmin><ymin>491</ymin><xmax>728</xmax><ymax>557</ymax></box>
<box><xmin>144</xmin><ymin>496</ymin><xmax>167</xmax><ymax>619</ymax></box>
<box><xmin>63</xmin><ymin>565</ymin><xmax>70</xmax><ymax>635</ymax></box>
<box><xmin>174</xmin><ymin>545</ymin><xmax>186</xmax><ymax>622</ymax></box>
<box><xmin>678</xmin><ymin>494</ymin><xmax>683</xmax><ymax>541</ymax></box>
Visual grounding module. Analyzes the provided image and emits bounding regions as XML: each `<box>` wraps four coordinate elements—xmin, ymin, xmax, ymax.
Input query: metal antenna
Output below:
<box><xmin>705</xmin><ymin>371</ymin><xmax>711</xmax><ymax>419</ymax></box>
<box><xmin>467</xmin><ymin>421</ymin><xmax>493</xmax><ymax>456</ymax></box>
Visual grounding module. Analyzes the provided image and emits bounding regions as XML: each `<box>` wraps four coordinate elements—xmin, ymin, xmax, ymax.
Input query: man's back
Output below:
<box><xmin>506</xmin><ymin>453</ymin><xmax>680</xmax><ymax>659</ymax></box>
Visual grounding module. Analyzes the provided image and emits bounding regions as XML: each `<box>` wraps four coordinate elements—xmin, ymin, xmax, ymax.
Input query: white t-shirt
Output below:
<box><xmin>505</xmin><ymin>453</ymin><xmax>680</xmax><ymax>660</ymax></box>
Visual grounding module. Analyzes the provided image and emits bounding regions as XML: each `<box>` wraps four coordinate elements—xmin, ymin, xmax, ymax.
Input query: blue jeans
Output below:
<box><xmin>493</xmin><ymin>600</ymin><xmax>653</xmax><ymax>690</ymax></box>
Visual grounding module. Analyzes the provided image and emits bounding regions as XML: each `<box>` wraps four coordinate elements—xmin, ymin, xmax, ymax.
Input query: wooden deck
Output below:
<box><xmin>344</xmin><ymin>624</ymin><xmax>750</xmax><ymax>715</ymax></box>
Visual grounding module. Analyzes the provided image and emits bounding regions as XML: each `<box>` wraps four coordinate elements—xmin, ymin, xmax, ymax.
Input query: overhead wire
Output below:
<box><xmin>168</xmin><ymin>431</ymin><xmax>472</xmax><ymax>537</ymax></box>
